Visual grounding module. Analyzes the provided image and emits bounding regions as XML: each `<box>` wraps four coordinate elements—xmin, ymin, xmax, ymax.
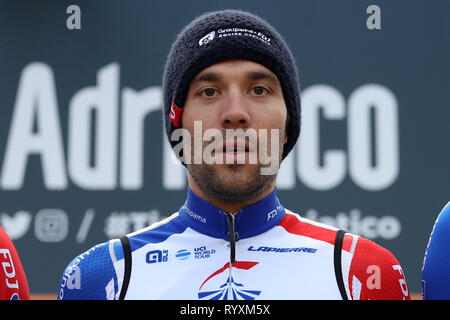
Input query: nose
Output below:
<box><xmin>220</xmin><ymin>91</ymin><xmax>251</xmax><ymax>129</ymax></box>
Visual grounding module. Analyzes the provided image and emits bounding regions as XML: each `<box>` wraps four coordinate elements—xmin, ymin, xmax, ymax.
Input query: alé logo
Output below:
<box><xmin>198</xmin><ymin>261</ymin><xmax>261</xmax><ymax>300</ymax></box>
<box><xmin>146</xmin><ymin>250</ymin><xmax>168</xmax><ymax>264</ymax></box>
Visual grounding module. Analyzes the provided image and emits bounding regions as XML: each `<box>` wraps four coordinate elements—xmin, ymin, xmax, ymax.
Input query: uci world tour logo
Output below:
<box><xmin>198</xmin><ymin>261</ymin><xmax>261</xmax><ymax>300</ymax></box>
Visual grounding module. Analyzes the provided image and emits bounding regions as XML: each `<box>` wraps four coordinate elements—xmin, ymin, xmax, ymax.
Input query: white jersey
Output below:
<box><xmin>58</xmin><ymin>188</ymin><xmax>410</xmax><ymax>300</ymax></box>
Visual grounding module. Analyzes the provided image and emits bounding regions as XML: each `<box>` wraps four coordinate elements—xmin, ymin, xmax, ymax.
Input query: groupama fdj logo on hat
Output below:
<box><xmin>198</xmin><ymin>28</ymin><xmax>272</xmax><ymax>47</ymax></box>
<box><xmin>199</xmin><ymin>31</ymin><xmax>216</xmax><ymax>46</ymax></box>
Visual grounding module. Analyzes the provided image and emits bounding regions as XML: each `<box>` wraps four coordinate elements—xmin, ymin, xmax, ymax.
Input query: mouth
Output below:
<box><xmin>218</xmin><ymin>139</ymin><xmax>253</xmax><ymax>154</ymax></box>
<box><xmin>212</xmin><ymin>139</ymin><xmax>254</xmax><ymax>165</ymax></box>
<box><xmin>223</xmin><ymin>140</ymin><xmax>249</xmax><ymax>153</ymax></box>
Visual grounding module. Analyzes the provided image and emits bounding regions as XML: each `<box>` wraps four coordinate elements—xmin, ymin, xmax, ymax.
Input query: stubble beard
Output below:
<box><xmin>186</xmin><ymin>130</ymin><xmax>285</xmax><ymax>205</ymax></box>
<box><xmin>188</xmin><ymin>162</ymin><xmax>276</xmax><ymax>203</ymax></box>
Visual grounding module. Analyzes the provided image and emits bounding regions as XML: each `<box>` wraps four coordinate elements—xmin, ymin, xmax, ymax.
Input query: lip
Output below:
<box><xmin>221</xmin><ymin>140</ymin><xmax>251</xmax><ymax>153</ymax></box>
<box><xmin>213</xmin><ymin>140</ymin><xmax>254</xmax><ymax>164</ymax></box>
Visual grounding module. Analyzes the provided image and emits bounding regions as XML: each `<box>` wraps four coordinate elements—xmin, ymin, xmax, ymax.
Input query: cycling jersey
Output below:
<box><xmin>422</xmin><ymin>201</ymin><xmax>450</xmax><ymax>299</ymax></box>
<box><xmin>0</xmin><ymin>226</ymin><xmax>30</xmax><ymax>300</ymax></box>
<box><xmin>58</xmin><ymin>188</ymin><xmax>410</xmax><ymax>300</ymax></box>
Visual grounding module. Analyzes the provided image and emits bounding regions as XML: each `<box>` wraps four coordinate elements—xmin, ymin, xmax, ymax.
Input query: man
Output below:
<box><xmin>422</xmin><ymin>201</ymin><xmax>450</xmax><ymax>299</ymax></box>
<box><xmin>0</xmin><ymin>226</ymin><xmax>30</xmax><ymax>300</ymax></box>
<box><xmin>58</xmin><ymin>9</ymin><xmax>410</xmax><ymax>300</ymax></box>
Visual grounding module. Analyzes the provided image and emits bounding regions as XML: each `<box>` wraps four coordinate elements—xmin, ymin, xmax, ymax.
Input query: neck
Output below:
<box><xmin>187</xmin><ymin>174</ymin><xmax>277</xmax><ymax>213</ymax></box>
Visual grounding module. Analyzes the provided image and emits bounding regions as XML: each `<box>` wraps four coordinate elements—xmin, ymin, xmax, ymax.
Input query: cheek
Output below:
<box><xmin>274</xmin><ymin>102</ymin><xmax>288</xmax><ymax>136</ymax></box>
<box><xmin>258</xmin><ymin>104</ymin><xmax>287</xmax><ymax>131</ymax></box>
<box><xmin>264</xmin><ymin>105</ymin><xmax>287</xmax><ymax>144</ymax></box>
<box><xmin>180</xmin><ymin>104</ymin><xmax>194</xmax><ymax>131</ymax></box>
<box><xmin>181</xmin><ymin>94</ymin><xmax>199</xmax><ymax>129</ymax></box>
<box><xmin>181</xmin><ymin>99</ymin><xmax>216</xmax><ymax>130</ymax></box>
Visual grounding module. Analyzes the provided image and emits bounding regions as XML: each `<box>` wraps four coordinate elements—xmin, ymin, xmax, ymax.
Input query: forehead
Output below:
<box><xmin>192</xmin><ymin>59</ymin><xmax>280</xmax><ymax>85</ymax></box>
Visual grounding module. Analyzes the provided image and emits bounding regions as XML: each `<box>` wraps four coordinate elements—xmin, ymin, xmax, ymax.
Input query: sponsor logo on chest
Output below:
<box><xmin>174</xmin><ymin>246</ymin><xmax>217</xmax><ymax>261</ymax></box>
<box><xmin>194</xmin><ymin>246</ymin><xmax>216</xmax><ymax>259</ymax></box>
<box><xmin>247</xmin><ymin>246</ymin><xmax>317</xmax><ymax>253</ymax></box>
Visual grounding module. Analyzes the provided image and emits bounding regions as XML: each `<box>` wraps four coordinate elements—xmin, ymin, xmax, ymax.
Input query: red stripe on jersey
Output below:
<box><xmin>278</xmin><ymin>214</ymin><xmax>353</xmax><ymax>252</ymax></box>
<box><xmin>199</xmin><ymin>261</ymin><xmax>259</xmax><ymax>290</ymax></box>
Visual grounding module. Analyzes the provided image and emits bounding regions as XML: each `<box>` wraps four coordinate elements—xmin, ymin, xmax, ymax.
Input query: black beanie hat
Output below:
<box><xmin>163</xmin><ymin>9</ymin><xmax>301</xmax><ymax>161</ymax></box>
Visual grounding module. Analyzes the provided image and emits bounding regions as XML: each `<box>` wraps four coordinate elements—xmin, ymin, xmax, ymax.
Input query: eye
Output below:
<box><xmin>249</xmin><ymin>86</ymin><xmax>270</xmax><ymax>96</ymax></box>
<box><xmin>199</xmin><ymin>88</ymin><xmax>219</xmax><ymax>97</ymax></box>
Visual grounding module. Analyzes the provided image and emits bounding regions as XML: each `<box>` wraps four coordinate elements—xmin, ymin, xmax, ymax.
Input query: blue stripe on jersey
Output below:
<box><xmin>128</xmin><ymin>214</ymin><xmax>188</xmax><ymax>252</ymax></box>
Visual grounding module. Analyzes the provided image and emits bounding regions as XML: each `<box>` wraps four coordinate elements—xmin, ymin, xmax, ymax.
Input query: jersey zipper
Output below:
<box><xmin>225</xmin><ymin>212</ymin><xmax>239</xmax><ymax>299</ymax></box>
<box><xmin>225</xmin><ymin>212</ymin><xmax>239</xmax><ymax>265</ymax></box>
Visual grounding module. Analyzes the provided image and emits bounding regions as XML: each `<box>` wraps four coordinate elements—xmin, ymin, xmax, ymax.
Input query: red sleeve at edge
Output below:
<box><xmin>0</xmin><ymin>226</ymin><xmax>30</xmax><ymax>300</ymax></box>
<box><xmin>348</xmin><ymin>237</ymin><xmax>410</xmax><ymax>300</ymax></box>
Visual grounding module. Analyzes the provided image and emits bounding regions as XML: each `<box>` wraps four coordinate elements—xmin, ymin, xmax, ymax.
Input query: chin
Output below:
<box><xmin>189</xmin><ymin>162</ymin><xmax>276</xmax><ymax>203</ymax></box>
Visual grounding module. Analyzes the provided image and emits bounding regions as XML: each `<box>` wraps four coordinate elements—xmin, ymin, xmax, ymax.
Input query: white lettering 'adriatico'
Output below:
<box><xmin>0</xmin><ymin>63</ymin><xmax>400</xmax><ymax>192</ymax></box>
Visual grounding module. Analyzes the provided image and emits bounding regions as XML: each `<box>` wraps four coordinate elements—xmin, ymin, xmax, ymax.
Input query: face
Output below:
<box><xmin>181</xmin><ymin>59</ymin><xmax>288</xmax><ymax>203</ymax></box>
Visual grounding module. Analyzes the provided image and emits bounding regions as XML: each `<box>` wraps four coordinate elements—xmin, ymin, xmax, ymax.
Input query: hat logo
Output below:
<box><xmin>198</xmin><ymin>31</ymin><xmax>216</xmax><ymax>46</ymax></box>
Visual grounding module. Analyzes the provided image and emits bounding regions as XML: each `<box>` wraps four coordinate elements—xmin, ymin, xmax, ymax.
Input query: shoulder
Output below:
<box><xmin>280</xmin><ymin>210</ymin><xmax>410</xmax><ymax>300</ymax></box>
<box><xmin>279</xmin><ymin>210</ymin><xmax>356</xmax><ymax>252</ymax></box>
<box><xmin>58</xmin><ymin>212</ymin><xmax>185</xmax><ymax>300</ymax></box>
<box><xmin>422</xmin><ymin>202</ymin><xmax>450</xmax><ymax>299</ymax></box>
<box><xmin>426</xmin><ymin>202</ymin><xmax>450</xmax><ymax>241</ymax></box>
<box><xmin>0</xmin><ymin>226</ymin><xmax>30</xmax><ymax>300</ymax></box>
<box><xmin>279</xmin><ymin>210</ymin><xmax>339</xmax><ymax>244</ymax></box>
<box><xmin>58</xmin><ymin>239</ymin><xmax>124</xmax><ymax>300</ymax></box>
<box><xmin>348</xmin><ymin>236</ymin><xmax>410</xmax><ymax>300</ymax></box>
<box><xmin>125</xmin><ymin>212</ymin><xmax>186</xmax><ymax>249</ymax></box>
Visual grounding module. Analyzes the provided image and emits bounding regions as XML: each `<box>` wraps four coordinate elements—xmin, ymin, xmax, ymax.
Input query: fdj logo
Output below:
<box><xmin>267</xmin><ymin>209</ymin><xmax>278</xmax><ymax>221</ymax></box>
<box><xmin>146</xmin><ymin>250</ymin><xmax>168</xmax><ymax>264</ymax></box>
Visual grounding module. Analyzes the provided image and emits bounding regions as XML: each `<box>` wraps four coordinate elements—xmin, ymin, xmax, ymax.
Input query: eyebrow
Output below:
<box><xmin>245</xmin><ymin>71</ymin><xmax>280</xmax><ymax>86</ymax></box>
<box><xmin>193</xmin><ymin>70</ymin><xmax>280</xmax><ymax>86</ymax></box>
<box><xmin>194</xmin><ymin>71</ymin><xmax>221</xmax><ymax>83</ymax></box>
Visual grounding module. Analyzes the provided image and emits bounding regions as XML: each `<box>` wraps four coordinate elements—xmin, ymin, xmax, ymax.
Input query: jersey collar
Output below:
<box><xmin>178</xmin><ymin>186</ymin><xmax>285</xmax><ymax>241</ymax></box>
